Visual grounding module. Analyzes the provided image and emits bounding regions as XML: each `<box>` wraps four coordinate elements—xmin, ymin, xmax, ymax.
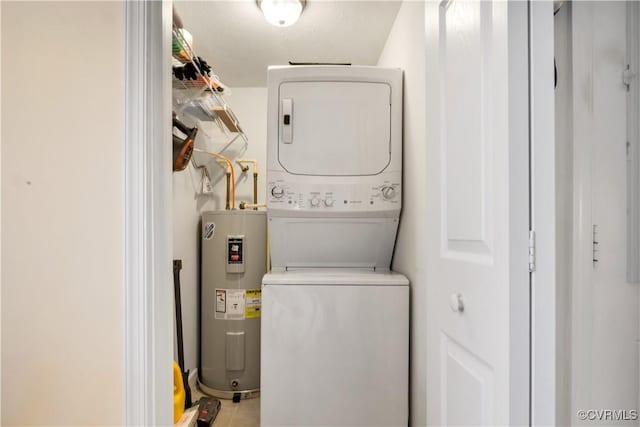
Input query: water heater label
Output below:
<box><xmin>245</xmin><ymin>289</ymin><xmax>262</xmax><ymax>319</ymax></box>
<box><xmin>227</xmin><ymin>238</ymin><xmax>243</xmax><ymax>263</ymax></box>
<box><xmin>214</xmin><ymin>289</ymin><xmax>261</xmax><ymax>320</ymax></box>
<box><xmin>215</xmin><ymin>289</ymin><xmax>245</xmax><ymax>320</ymax></box>
<box><xmin>216</xmin><ymin>289</ymin><xmax>226</xmax><ymax>313</ymax></box>
<box><xmin>226</xmin><ymin>235</ymin><xmax>245</xmax><ymax>273</ymax></box>
<box><xmin>203</xmin><ymin>222</ymin><xmax>216</xmax><ymax>240</ymax></box>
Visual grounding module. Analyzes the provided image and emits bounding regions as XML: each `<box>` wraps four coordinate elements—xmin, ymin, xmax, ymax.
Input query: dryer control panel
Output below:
<box><xmin>267</xmin><ymin>177</ymin><xmax>401</xmax><ymax>213</ymax></box>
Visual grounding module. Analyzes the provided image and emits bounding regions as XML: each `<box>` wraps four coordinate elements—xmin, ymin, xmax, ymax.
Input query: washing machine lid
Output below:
<box><xmin>278</xmin><ymin>81</ymin><xmax>391</xmax><ymax>176</ymax></box>
<box><xmin>262</xmin><ymin>270</ymin><xmax>409</xmax><ymax>286</ymax></box>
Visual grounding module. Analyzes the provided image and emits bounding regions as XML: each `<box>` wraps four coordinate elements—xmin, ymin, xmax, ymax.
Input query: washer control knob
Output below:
<box><xmin>271</xmin><ymin>186</ymin><xmax>284</xmax><ymax>198</ymax></box>
<box><xmin>324</xmin><ymin>197</ymin><xmax>335</xmax><ymax>207</ymax></box>
<box><xmin>381</xmin><ymin>186</ymin><xmax>397</xmax><ymax>200</ymax></box>
<box><xmin>310</xmin><ymin>197</ymin><xmax>320</xmax><ymax>207</ymax></box>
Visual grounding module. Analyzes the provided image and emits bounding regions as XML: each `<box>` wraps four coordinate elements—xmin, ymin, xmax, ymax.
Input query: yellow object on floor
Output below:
<box><xmin>173</xmin><ymin>361</ymin><xmax>186</xmax><ymax>423</ymax></box>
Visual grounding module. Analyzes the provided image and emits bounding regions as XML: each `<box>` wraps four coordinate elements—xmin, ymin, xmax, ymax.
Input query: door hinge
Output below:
<box><xmin>623</xmin><ymin>64</ymin><xmax>636</xmax><ymax>91</ymax></box>
<box><xmin>528</xmin><ymin>230</ymin><xmax>536</xmax><ymax>273</ymax></box>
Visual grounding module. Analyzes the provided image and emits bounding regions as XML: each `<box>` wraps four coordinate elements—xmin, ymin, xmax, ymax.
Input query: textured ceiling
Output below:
<box><xmin>174</xmin><ymin>1</ymin><xmax>402</xmax><ymax>87</ymax></box>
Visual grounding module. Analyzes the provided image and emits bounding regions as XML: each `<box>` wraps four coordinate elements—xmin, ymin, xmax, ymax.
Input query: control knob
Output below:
<box><xmin>381</xmin><ymin>186</ymin><xmax>397</xmax><ymax>200</ymax></box>
<box><xmin>324</xmin><ymin>197</ymin><xmax>335</xmax><ymax>207</ymax></box>
<box><xmin>310</xmin><ymin>197</ymin><xmax>320</xmax><ymax>207</ymax></box>
<box><xmin>271</xmin><ymin>186</ymin><xmax>284</xmax><ymax>198</ymax></box>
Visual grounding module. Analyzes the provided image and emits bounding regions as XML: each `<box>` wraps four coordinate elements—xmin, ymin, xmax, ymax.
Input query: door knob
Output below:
<box><xmin>449</xmin><ymin>293</ymin><xmax>464</xmax><ymax>313</ymax></box>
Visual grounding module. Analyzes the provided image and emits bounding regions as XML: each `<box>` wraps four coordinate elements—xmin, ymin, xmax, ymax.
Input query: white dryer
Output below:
<box><xmin>261</xmin><ymin>66</ymin><xmax>408</xmax><ymax>427</ymax></box>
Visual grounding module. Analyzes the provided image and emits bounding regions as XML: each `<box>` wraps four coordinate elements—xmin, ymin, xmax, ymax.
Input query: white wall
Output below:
<box><xmin>1</xmin><ymin>2</ymin><xmax>124</xmax><ymax>425</ymax></box>
<box><xmin>173</xmin><ymin>87</ymin><xmax>267</xmax><ymax>372</ymax></box>
<box><xmin>570</xmin><ymin>2</ymin><xmax>639</xmax><ymax>420</ymax></box>
<box><xmin>377</xmin><ymin>2</ymin><xmax>427</xmax><ymax>425</ymax></box>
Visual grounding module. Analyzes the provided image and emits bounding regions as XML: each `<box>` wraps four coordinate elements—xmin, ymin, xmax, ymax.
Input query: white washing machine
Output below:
<box><xmin>262</xmin><ymin>66</ymin><xmax>408</xmax><ymax>427</ymax></box>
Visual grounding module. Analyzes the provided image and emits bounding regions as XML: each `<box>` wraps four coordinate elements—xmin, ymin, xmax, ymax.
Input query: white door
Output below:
<box><xmin>425</xmin><ymin>1</ymin><xmax>531</xmax><ymax>425</ymax></box>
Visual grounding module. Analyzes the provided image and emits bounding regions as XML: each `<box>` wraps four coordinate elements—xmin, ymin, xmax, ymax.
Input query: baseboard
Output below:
<box><xmin>188</xmin><ymin>368</ymin><xmax>199</xmax><ymax>391</ymax></box>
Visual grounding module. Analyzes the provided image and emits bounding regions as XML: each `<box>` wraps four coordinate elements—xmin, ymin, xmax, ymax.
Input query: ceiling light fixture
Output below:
<box><xmin>257</xmin><ymin>0</ymin><xmax>305</xmax><ymax>28</ymax></box>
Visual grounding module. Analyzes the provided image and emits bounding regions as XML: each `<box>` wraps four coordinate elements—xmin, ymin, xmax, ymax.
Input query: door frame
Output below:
<box><xmin>568</xmin><ymin>3</ymin><xmax>596</xmax><ymax>422</ymax></box>
<box><xmin>627</xmin><ymin>1</ymin><xmax>640</xmax><ymax>286</ymax></box>
<box><xmin>529</xmin><ymin>1</ymin><xmax>557</xmax><ymax>425</ymax></box>
<box><xmin>122</xmin><ymin>0</ymin><xmax>558</xmax><ymax>424</ymax></box>
<box><xmin>123</xmin><ymin>1</ymin><xmax>173</xmax><ymax>425</ymax></box>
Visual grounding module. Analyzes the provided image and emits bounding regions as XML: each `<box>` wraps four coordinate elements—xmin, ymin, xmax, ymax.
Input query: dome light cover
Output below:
<box><xmin>258</xmin><ymin>0</ymin><xmax>305</xmax><ymax>27</ymax></box>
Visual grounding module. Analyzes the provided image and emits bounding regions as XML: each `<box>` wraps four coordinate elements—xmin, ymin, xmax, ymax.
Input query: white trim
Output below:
<box><xmin>569</xmin><ymin>3</ymin><xmax>595</xmax><ymax>423</ymax></box>
<box><xmin>627</xmin><ymin>1</ymin><xmax>640</xmax><ymax>283</ymax></box>
<box><xmin>507</xmin><ymin>2</ymin><xmax>532</xmax><ymax>426</ymax></box>
<box><xmin>529</xmin><ymin>0</ymin><xmax>556</xmax><ymax>425</ymax></box>
<box><xmin>124</xmin><ymin>1</ymin><xmax>173</xmax><ymax>425</ymax></box>
<box><xmin>0</xmin><ymin>3</ymin><xmax>3</xmax><ymax>422</ymax></box>
<box><xmin>628</xmin><ymin>3</ymin><xmax>640</xmax><ymax>412</ymax></box>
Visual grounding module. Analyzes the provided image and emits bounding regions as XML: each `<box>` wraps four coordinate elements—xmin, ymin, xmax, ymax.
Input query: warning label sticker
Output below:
<box><xmin>214</xmin><ymin>288</ymin><xmax>261</xmax><ymax>320</ymax></box>
<box><xmin>225</xmin><ymin>290</ymin><xmax>245</xmax><ymax>320</ymax></box>
<box><xmin>215</xmin><ymin>289</ymin><xmax>262</xmax><ymax>320</ymax></box>
<box><xmin>245</xmin><ymin>289</ymin><xmax>261</xmax><ymax>319</ymax></box>
<box><xmin>216</xmin><ymin>290</ymin><xmax>226</xmax><ymax>313</ymax></box>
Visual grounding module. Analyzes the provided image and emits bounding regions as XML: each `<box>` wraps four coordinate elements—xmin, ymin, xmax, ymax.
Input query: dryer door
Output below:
<box><xmin>278</xmin><ymin>81</ymin><xmax>391</xmax><ymax>176</ymax></box>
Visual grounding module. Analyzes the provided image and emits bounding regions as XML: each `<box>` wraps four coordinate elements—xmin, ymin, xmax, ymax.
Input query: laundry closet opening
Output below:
<box><xmin>168</xmin><ymin>2</ymin><xmax>415</xmax><ymax>426</ymax></box>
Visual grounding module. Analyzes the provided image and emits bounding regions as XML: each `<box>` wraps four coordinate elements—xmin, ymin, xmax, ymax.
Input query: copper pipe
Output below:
<box><xmin>194</xmin><ymin>148</ymin><xmax>236</xmax><ymax>209</ymax></box>
<box><xmin>236</xmin><ymin>159</ymin><xmax>259</xmax><ymax>211</ymax></box>
<box><xmin>225</xmin><ymin>172</ymin><xmax>231</xmax><ymax>210</ymax></box>
<box><xmin>239</xmin><ymin>203</ymin><xmax>266</xmax><ymax>210</ymax></box>
<box><xmin>253</xmin><ymin>172</ymin><xmax>258</xmax><ymax>209</ymax></box>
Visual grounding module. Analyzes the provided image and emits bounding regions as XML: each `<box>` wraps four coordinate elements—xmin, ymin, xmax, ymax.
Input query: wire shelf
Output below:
<box><xmin>172</xmin><ymin>26</ymin><xmax>247</xmax><ymax>148</ymax></box>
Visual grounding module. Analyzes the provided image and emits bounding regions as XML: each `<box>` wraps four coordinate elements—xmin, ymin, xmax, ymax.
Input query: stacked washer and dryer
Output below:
<box><xmin>261</xmin><ymin>66</ymin><xmax>409</xmax><ymax>427</ymax></box>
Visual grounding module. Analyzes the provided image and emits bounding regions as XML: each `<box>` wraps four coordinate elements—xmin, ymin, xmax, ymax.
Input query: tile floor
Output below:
<box><xmin>191</xmin><ymin>386</ymin><xmax>260</xmax><ymax>427</ymax></box>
